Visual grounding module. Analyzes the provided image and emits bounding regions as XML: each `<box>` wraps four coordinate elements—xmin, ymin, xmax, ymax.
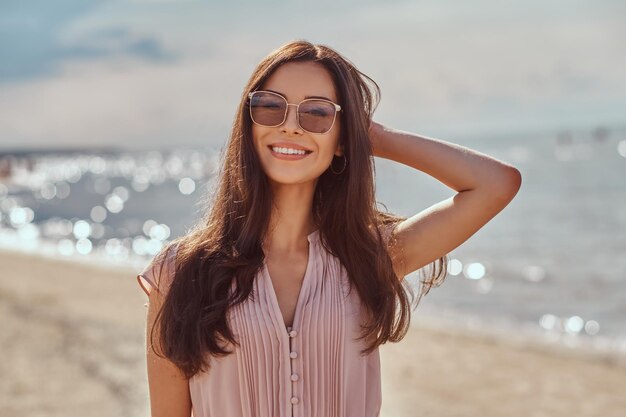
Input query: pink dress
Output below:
<box><xmin>137</xmin><ymin>229</ymin><xmax>382</xmax><ymax>417</ymax></box>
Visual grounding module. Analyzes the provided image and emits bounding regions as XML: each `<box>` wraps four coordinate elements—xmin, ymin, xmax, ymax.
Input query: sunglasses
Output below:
<box><xmin>248</xmin><ymin>90</ymin><xmax>342</xmax><ymax>134</ymax></box>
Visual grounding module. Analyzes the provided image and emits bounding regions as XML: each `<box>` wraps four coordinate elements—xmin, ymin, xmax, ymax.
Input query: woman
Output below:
<box><xmin>137</xmin><ymin>40</ymin><xmax>521</xmax><ymax>417</ymax></box>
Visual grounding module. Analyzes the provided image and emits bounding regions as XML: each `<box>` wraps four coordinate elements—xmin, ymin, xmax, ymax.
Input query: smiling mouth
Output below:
<box><xmin>267</xmin><ymin>145</ymin><xmax>313</xmax><ymax>156</ymax></box>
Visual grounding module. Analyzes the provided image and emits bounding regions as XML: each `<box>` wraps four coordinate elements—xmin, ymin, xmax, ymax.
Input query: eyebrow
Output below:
<box><xmin>265</xmin><ymin>89</ymin><xmax>335</xmax><ymax>102</ymax></box>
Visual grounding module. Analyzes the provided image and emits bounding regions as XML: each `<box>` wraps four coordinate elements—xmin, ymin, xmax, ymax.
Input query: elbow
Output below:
<box><xmin>495</xmin><ymin>167</ymin><xmax>522</xmax><ymax>200</ymax></box>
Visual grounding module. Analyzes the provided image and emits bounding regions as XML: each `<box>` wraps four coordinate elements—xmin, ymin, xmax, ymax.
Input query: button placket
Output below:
<box><xmin>287</xmin><ymin>326</ymin><xmax>300</xmax><ymax>411</ymax></box>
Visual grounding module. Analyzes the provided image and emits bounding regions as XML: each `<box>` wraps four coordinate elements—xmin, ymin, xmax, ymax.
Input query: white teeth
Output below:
<box><xmin>271</xmin><ymin>146</ymin><xmax>307</xmax><ymax>155</ymax></box>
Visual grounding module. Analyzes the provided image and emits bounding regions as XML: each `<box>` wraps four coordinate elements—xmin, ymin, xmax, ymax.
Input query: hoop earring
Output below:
<box><xmin>330</xmin><ymin>154</ymin><xmax>347</xmax><ymax>175</ymax></box>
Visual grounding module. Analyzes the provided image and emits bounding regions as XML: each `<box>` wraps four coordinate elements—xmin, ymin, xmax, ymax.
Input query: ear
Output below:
<box><xmin>334</xmin><ymin>143</ymin><xmax>344</xmax><ymax>157</ymax></box>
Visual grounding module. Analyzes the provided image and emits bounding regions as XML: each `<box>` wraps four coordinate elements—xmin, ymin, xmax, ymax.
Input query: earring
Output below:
<box><xmin>330</xmin><ymin>154</ymin><xmax>347</xmax><ymax>175</ymax></box>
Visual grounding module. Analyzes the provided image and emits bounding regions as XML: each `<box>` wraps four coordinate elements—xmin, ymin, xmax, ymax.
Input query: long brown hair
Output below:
<box><xmin>151</xmin><ymin>40</ymin><xmax>448</xmax><ymax>378</ymax></box>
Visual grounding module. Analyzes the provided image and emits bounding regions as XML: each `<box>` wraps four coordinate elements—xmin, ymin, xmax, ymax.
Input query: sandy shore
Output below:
<box><xmin>1</xmin><ymin>249</ymin><xmax>625</xmax><ymax>417</ymax></box>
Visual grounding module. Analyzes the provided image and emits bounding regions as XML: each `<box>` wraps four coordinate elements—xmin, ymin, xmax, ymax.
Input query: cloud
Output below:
<box><xmin>0</xmin><ymin>0</ymin><xmax>175</xmax><ymax>83</ymax></box>
<box><xmin>58</xmin><ymin>27</ymin><xmax>176</xmax><ymax>63</ymax></box>
<box><xmin>0</xmin><ymin>0</ymin><xmax>624</xmax><ymax>150</ymax></box>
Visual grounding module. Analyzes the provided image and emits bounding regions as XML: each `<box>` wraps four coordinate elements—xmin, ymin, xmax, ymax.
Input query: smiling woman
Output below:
<box><xmin>136</xmin><ymin>39</ymin><xmax>521</xmax><ymax>417</ymax></box>
<box><xmin>251</xmin><ymin>61</ymin><xmax>345</xmax><ymax>186</ymax></box>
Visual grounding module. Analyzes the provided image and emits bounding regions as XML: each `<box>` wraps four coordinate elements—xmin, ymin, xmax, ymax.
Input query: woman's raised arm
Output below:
<box><xmin>370</xmin><ymin>121</ymin><xmax>522</xmax><ymax>278</ymax></box>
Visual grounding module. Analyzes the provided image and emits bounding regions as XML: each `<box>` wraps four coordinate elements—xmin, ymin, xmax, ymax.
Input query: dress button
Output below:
<box><xmin>289</xmin><ymin>330</ymin><xmax>298</xmax><ymax>338</ymax></box>
<box><xmin>290</xmin><ymin>351</ymin><xmax>298</xmax><ymax>359</ymax></box>
<box><xmin>290</xmin><ymin>396</ymin><xmax>299</xmax><ymax>405</ymax></box>
<box><xmin>291</xmin><ymin>373</ymin><xmax>299</xmax><ymax>381</ymax></box>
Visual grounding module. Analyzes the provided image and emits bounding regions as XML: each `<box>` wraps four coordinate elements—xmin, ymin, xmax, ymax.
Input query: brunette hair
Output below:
<box><xmin>150</xmin><ymin>40</ymin><xmax>448</xmax><ymax>378</ymax></box>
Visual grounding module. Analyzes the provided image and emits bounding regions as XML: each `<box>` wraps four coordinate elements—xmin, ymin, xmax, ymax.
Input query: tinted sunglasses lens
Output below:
<box><xmin>250</xmin><ymin>92</ymin><xmax>286</xmax><ymax>126</ymax></box>
<box><xmin>298</xmin><ymin>100</ymin><xmax>336</xmax><ymax>133</ymax></box>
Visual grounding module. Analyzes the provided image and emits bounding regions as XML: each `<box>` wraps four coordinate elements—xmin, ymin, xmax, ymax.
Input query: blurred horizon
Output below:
<box><xmin>1</xmin><ymin>1</ymin><xmax>625</xmax><ymax>151</ymax></box>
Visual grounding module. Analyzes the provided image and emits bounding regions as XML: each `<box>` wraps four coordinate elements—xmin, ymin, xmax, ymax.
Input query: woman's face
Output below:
<box><xmin>251</xmin><ymin>61</ymin><xmax>342</xmax><ymax>187</ymax></box>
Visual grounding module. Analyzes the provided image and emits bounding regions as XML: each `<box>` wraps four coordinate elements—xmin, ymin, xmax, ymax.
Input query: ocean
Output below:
<box><xmin>1</xmin><ymin>126</ymin><xmax>625</xmax><ymax>363</ymax></box>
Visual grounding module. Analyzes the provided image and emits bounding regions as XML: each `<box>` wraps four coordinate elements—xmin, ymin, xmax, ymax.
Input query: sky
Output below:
<box><xmin>0</xmin><ymin>0</ymin><xmax>625</xmax><ymax>150</ymax></box>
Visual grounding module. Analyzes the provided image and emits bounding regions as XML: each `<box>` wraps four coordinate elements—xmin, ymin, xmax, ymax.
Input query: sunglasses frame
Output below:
<box><xmin>247</xmin><ymin>90</ymin><xmax>342</xmax><ymax>134</ymax></box>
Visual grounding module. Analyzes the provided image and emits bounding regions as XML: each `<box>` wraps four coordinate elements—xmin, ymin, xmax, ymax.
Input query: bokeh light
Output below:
<box><xmin>464</xmin><ymin>262</ymin><xmax>486</xmax><ymax>280</ymax></box>
<box><xmin>178</xmin><ymin>177</ymin><xmax>196</xmax><ymax>195</ymax></box>
<box><xmin>448</xmin><ymin>258</ymin><xmax>463</xmax><ymax>276</ymax></box>
<box><xmin>90</xmin><ymin>206</ymin><xmax>107</xmax><ymax>223</ymax></box>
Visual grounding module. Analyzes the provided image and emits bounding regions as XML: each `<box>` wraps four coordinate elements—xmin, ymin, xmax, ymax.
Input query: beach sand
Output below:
<box><xmin>1</xmin><ymin>249</ymin><xmax>624</xmax><ymax>417</ymax></box>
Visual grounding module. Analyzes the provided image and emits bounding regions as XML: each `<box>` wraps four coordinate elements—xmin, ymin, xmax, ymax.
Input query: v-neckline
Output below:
<box><xmin>262</xmin><ymin>229</ymin><xmax>318</xmax><ymax>335</ymax></box>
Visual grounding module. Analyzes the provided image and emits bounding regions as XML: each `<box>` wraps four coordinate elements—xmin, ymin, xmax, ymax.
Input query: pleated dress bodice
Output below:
<box><xmin>137</xmin><ymin>229</ymin><xmax>382</xmax><ymax>417</ymax></box>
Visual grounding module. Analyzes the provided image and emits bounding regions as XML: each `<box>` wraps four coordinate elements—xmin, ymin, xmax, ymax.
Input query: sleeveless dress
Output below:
<box><xmin>137</xmin><ymin>229</ymin><xmax>382</xmax><ymax>417</ymax></box>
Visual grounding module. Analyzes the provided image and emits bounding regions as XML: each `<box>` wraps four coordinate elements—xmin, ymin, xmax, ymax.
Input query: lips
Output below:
<box><xmin>267</xmin><ymin>141</ymin><xmax>313</xmax><ymax>153</ymax></box>
<box><xmin>267</xmin><ymin>145</ymin><xmax>312</xmax><ymax>161</ymax></box>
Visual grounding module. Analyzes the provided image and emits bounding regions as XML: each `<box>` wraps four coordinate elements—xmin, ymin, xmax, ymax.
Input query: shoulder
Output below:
<box><xmin>137</xmin><ymin>243</ymin><xmax>179</xmax><ymax>297</ymax></box>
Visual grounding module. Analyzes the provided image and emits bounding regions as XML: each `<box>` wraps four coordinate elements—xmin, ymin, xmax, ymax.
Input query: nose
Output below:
<box><xmin>281</xmin><ymin>103</ymin><xmax>302</xmax><ymax>134</ymax></box>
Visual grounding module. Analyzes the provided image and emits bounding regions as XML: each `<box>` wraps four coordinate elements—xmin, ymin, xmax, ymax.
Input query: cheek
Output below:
<box><xmin>252</xmin><ymin>126</ymin><xmax>267</xmax><ymax>154</ymax></box>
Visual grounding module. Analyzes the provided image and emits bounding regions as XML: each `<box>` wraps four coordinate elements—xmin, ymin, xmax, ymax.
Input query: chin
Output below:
<box><xmin>265</xmin><ymin>170</ymin><xmax>320</xmax><ymax>187</ymax></box>
<box><xmin>267</xmin><ymin>174</ymin><xmax>310</xmax><ymax>186</ymax></box>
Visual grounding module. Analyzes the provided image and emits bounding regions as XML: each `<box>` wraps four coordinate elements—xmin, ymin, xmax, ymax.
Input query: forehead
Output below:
<box><xmin>260</xmin><ymin>61</ymin><xmax>338</xmax><ymax>102</ymax></box>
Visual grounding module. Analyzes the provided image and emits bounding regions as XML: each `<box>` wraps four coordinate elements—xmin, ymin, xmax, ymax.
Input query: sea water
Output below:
<box><xmin>1</xmin><ymin>127</ymin><xmax>625</xmax><ymax>363</ymax></box>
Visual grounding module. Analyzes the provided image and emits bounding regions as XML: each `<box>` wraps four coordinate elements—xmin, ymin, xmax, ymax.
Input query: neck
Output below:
<box><xmin>264</xmin><ymin>181</ymin><xmax>317</xmax><ymax>255</ymax></box>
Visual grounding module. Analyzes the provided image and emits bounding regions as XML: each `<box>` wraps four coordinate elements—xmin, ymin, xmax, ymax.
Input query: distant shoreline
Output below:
<box><xmin>1</xmin><ymin>122</ymin><xmax>625</xmax><ymax>156</ymax></box>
